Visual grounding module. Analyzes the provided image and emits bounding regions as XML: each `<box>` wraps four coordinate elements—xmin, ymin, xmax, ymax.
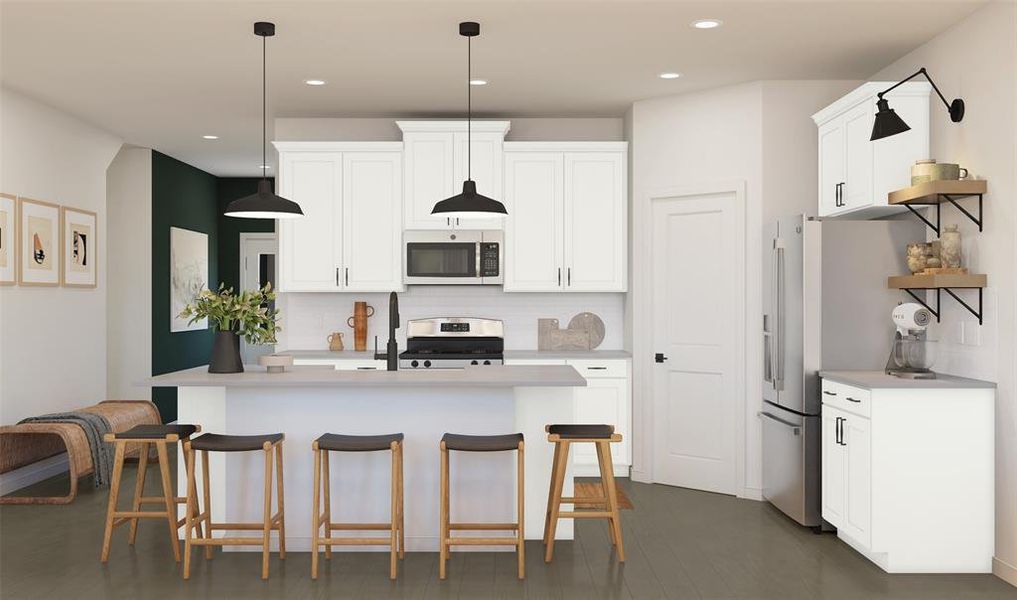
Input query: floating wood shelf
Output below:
<box><xmin>887</xmin><ymin>273</ymin><xmax>987</xmax><ymax>289</ymax></box>
<box><xmin>888</xmin><ymin>180</ymin><xmax>987</xmax><ymax>205</ymax></box>
<box><xmin>887</xmin><ymin>273</ymin><xmax>987</xmax><ymax>324</ymax></box>
<box><xmin>887</xmin><ymin>180</ymin><xmax>987</xmax><ymax>235</ymax></box>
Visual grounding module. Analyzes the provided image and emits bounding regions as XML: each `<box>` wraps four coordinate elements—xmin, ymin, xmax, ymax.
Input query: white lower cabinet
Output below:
<box><xmin>820</xmin><ymin>376</ymin><xmax>994</xmax><ymax>573</ymax></box>
<box><xmin>506</xmin><ymin>357</ymin><xmax>631</xmax><ymax>476</ymax></box>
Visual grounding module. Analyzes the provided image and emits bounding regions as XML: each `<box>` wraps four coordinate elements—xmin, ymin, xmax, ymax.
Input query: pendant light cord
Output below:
<box><xmin>466</xmin><ymin>32</ymin><xmax>471</xmax><ymax>180</ymax></box>
<box><xmin>262</xmin><ymin>33</ymin><xmax>267</xmax><ymax>182</ymax></box>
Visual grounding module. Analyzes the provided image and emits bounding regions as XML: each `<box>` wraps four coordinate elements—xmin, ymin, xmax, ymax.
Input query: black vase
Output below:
<box><xmin>209</xmin><ymin>330</ymin><xmax>244</xmax><ymax>374</ymax></box>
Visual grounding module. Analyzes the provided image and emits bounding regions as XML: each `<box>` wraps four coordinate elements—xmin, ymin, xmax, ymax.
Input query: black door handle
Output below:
<box><xmin>655</xmin><ymin>353</ymin><xmax>668</xmax><ymax>363</ymax></box>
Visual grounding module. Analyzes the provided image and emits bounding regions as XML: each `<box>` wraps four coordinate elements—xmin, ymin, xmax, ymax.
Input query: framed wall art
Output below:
<box><xmin>61</xmin><ymin>206</ymin><xmax>97</xmax><ymax>288</ymax></box>
<box><xmin>170</xmin><ymin>226</ymin><xmax>209</xmax><ymax>332</ymax></box>
<box><xmin>0</xmin><ymin>193</ymin><xmax>15</xmax><ymax>285</ymax></box>
<box><xmin>17</xmin><ymin>197</ymin><xmax>60</xmax><ymax>287</ymax></box>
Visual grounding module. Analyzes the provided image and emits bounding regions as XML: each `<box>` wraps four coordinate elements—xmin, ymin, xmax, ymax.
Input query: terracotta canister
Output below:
<box><xmin>327</xmin><ymin>332</ymin><xmax>345</xmax><ymax>352</ymax></box>
<box><xmin>346</xmin><ymin>301</ymin><xmax>375</xmax><ymax>352</ymax></box>
<box><xmin>941</xmin><ymin>225</ymin><xmax>962</xmax><ymax>268</ymax></box>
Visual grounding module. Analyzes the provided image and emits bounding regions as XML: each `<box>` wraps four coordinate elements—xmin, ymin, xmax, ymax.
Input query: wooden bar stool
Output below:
<box><xmin>311</xmin><ymin>433</ymin><xmax>405</xmax><ymax>580</ymax></box>
<box><xmin>439</xmin><ymin>433</ymin><xmax>525</xmax><ymax>580</ymax></box>
<box><xmin>100</xmin><ymin>424</ymin><xmax>201</xmax><ymax>563</ymax></box>
<box><xmin>543</xmin><ymin>424</ymin><xmax>624</xmax><ymax>562</ymax></box>
<box><xmin>182</xmin><ymin>432</ymin><xmax>286</xmax><ymax>580</ymax></box>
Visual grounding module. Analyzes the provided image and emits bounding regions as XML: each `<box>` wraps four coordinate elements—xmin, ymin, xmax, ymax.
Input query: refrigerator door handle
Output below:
<box><xmin>773</xmin><ymin>241</ymin><xmax>786</xmax><ymax>391</ymax></box>
<box><xmin>763</xmin><ymin>314</ymin><xmax>773</xmax><ymax>384</ymax></box>
<box><xmin>758</xmin><ymin>411</ymin><xmax>801</xmax><ymax>436</ymax></box>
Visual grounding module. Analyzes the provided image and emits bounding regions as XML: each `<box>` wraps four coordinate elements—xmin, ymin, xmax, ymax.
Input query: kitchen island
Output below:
<box><xmin>147</xmin><ymin>364</ymin><xmax>587</xmax><ymax>552</ymax></box>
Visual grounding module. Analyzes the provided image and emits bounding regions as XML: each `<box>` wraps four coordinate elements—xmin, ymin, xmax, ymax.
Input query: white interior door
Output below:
<box><xmin>239</xmin><ymin>233</ymin><xmax>278</xmax><ymax>364</ymax></box>
<box><xmin>651</xmin><ymin>188</ymin><xmax>744</xmax><ymax>495</ymax></box>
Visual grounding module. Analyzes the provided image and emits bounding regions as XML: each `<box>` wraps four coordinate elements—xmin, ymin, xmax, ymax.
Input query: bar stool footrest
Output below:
<box><xmin>448</xmin><ymin>537</ymin><xmax>523</xmax><ymax>546</ymax></box>
<box><xmin>449</xmin><ymin>522</ymin><xmax>519</xmax><ymax>530</ymax></box>
<box><xmin>320</xmin><ymin>537</ymin><xmax>394</xmax><ymax>546</ymax></box>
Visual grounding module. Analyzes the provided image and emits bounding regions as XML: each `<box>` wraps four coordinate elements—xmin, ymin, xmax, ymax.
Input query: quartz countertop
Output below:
<box><xmin>145</xmin><ymin>364</ymin><xmax>588</xmax><ymax>388</ymax></box>
<box><xmin>278</xmin><ymin>349</ymin><xmax>631</xmax><ymax>361</ymax></box>
<box><xmin>819</xmin><ymin>370</ymin><xmax>996</xmax><ymax>390</ymax></box>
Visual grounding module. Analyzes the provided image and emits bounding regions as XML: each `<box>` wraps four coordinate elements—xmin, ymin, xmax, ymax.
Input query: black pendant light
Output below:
<box><xmin>224</xmin><ymin>22</ymin><xmax>303</xmax><ymax>219</ymax></box>
<box><xmin>431</xmin><ymin>21</ymin><xmax>508</xmax><ymax>220</ymax></box>
<box><xmin>871</xmin><ymin>67</ymin><xmax>965</xmax><ymax>141</ymax></box>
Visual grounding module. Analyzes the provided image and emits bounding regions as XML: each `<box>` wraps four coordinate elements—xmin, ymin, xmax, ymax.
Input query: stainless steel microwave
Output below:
<box><xmin>403</xmin><ymin>230</ymin><xmax>503</xmax><ymax>285</ymax></box>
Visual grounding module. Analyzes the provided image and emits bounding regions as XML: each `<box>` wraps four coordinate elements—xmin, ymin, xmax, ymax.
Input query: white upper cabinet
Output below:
<box><xmin>564</xmin><ymin>152</ymin><xmax>627</xmax><ymax>291</ymax></box>
<box><xmin>503</xmin><ymin>143</ymin><xmax>628</xmax><ymax>292</ymax></box>
<box><xmin>277</xmin><ymin>151</ymin><xmax>343</xmax><ymax>291</ymax></box>
<box><xmin>812</xmin><ymin>82</ymin><xmax>930</xmax><ymax>218</ymax></box>
<box><xmin>341</xmin><ymin>151</ymin><xmax>403</xmax><ymax>291</ymax></box>
<box><xmin>275</xmin><ymin>142</ymin><xmax>404</xmax><ymax>293</ymax></box>
<box><xmin>503</xmin><ymin>151</ymin><xmax>565</xmax><ymax>291</ymax></box>
<box><xmin>398</xmin><ymin>121</ymin><xmax>510</xmax><ymax>230</ymax></box>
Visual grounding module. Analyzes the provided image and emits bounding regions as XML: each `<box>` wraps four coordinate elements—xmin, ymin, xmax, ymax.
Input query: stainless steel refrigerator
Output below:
<box><xmin>761</xmin><ymin>214</ymin><xmax>921</xmax><ymax>527</ymax></box>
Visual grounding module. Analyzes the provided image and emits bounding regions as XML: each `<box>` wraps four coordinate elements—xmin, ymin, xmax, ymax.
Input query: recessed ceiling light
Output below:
<box><xmin>659</xmin><ymin>72</ymin><xmax>682</xmax><ymax>80</ymax></box>
<box><xmin>304</xmin><ymin>79</ymin><xmax>327</xmax><ymax>86</ymax></box>
<box><xmin>691</xmin><ymin>19</ymin><xmax>723</xmax><ymax>29</ymax></box>
<box><xmin>469</xmin><ymin>79</ymin><xmax>488</xmax><ymax>86</ymax></box>
<box><xmin>202</xmin><ymin>134</ymin><xmax>219</xmax><ymax>140</ymax></box>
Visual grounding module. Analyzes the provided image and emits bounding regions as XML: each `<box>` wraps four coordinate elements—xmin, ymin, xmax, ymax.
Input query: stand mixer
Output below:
<box><xmin>885</xmin><ymin>302</ymin><xmax>937</xmax><ymax>379</ymax></box>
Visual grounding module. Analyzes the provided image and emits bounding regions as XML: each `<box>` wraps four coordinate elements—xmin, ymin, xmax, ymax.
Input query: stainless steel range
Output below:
<box><xmin>398</xmin><ymin>318</ymin><xmax>504</xmax><ymax>369</ymax></box>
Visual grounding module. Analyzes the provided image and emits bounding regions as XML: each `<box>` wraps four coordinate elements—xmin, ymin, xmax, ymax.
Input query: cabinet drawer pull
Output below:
<box><xmin>846</xmin><ymin>396</ymin><xmax>861</xmax><ymax>403</ymax></box>
<box><xmin>823</xmin><ymin>390</ymin><xmax>837</xmax><ymax>396</ymax></box>
<box><xmin>586</xmin><ymin>366</ymin><xmax>608</xmax><ymax>370</ymax></box>
<box><xmin>356</xmin><ymin>366</ymin><xmax>377</xmax><ymax>370</ymax></box>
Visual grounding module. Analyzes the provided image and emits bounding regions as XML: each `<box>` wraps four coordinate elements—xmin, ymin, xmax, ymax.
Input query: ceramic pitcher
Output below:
<box><xmin>327</xmin><ymin>332</ymin><xmax>345</xmax><ymax>352</ymax></box>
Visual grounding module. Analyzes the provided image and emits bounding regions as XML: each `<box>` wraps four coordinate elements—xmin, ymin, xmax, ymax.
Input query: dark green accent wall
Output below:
<box><xmin>217</xmin><ymin>178</ymin><xmax>275</xmax><ymax>293</ymax></box>
<box><xmin>151</xmin><ymin>152</ymin><xmax>219</xmax><ymax>423</ymax></box>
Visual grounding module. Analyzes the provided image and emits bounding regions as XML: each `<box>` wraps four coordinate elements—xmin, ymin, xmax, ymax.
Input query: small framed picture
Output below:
<box><xmin>61</xmin><ymin>206</ymin><xmax>97</xmax><ymax>288</ymax></box>
<box><xmin>0</xmin><ymin>193</ymin><xmax>15</xmax><ymax>285</ymax></box>
<box><xmin>17</xmin><ymin>197</ymin><xmax>60</xmax><ymax>287</ymax></box>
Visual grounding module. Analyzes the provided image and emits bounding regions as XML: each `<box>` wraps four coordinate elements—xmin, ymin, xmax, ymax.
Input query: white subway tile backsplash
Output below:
<box><xmin>275</xmin><ymin>287</ymin><xmax>625</xmax><ymax>352</ymax></box>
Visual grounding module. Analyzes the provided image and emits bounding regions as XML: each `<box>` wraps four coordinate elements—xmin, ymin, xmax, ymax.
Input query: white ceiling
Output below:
<box><xmin>1</xmin><ymin>0</ymin><xmax>985</xmax><ymax>176</ymax></box>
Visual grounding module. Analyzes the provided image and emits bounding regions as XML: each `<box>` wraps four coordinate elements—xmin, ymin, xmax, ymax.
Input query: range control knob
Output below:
<box><xmin>483</xmin><ymin>360</ymin><xmax>491</xmax><ymax>366</ymax></box>
<box><xmin>410</xmin><ymin>360</ymin><xmax>419</xmax><ymax>368</ymax></box>
<box><xmin>470</xmin><ymin>360</ymin><xmax>479</xmax><ymax>366</ymax></box>
<box><xmin>423</xmin><ymin>360</ymin><xmax>432</xmax><ymax>368</ymax></box>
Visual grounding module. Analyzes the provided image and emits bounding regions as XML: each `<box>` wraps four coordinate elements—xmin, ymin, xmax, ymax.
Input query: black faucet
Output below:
<box><xmin>387</xmin><ymin>291</ymin><xmax>399</xmax><ymax>371</ymax></box>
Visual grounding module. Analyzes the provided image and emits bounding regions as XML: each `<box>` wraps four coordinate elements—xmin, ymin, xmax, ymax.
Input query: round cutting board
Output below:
<box><xmin>567</xmin><ymin>312</ymin><xmax>605</xmax><ymax>349</ymax></box>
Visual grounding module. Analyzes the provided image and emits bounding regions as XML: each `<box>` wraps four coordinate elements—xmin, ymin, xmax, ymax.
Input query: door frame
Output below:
<box><xmin>239</xmin><ymin>232</ymin><xmax>278</xmax><ymax>292</ymax></box>
<box><xmin>632</xmin><ymin>180</ymin><xmax>749</xmax><ymax>497</ymax></box>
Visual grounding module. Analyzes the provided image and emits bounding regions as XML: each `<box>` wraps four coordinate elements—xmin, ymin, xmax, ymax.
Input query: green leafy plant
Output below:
<box><xmin>179</xmin><ymin>283</ymin><xmax>281</xmax><ymax>345</ymax></box>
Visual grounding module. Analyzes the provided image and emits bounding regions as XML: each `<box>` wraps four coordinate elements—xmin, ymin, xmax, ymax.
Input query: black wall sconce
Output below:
<box><xmin>870</xmin><ymin>67</ymin><xmax>965</xmax><ymax>141</ymax></box>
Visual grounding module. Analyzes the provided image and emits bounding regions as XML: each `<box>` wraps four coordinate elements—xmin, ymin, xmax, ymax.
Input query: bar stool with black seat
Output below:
<box><xmin>311</xmin><ymin>433</ymin><xmax>404</xmax><ymax>580</ymax></box>
<box><xmin>439</xmin><ymin>433</ymin><xmax>525</xmax><ymax>580</ymax></box>
<box><xmin>100</xmin><ymin>424</ymin><xmax>201</xmax><ymax>563</ymax></box>
<box><xmin>182</xmin><ymin>432</ymin><xmax>286</xmax><ymax>580</ymax></box>
<box><xmin>543</xmin><ymin>424</ymin><xmax>624</xmax><ymax>563</ymax></box>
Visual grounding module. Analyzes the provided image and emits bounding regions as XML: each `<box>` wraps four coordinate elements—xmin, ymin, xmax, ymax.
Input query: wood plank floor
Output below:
<box><xmin>1</xmin><ymin>455</ymin><xmax>1014</xmax><ymax>599</ymax></box>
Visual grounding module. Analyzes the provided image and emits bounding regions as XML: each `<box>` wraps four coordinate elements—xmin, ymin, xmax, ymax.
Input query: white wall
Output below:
<box><xmin>871</xmin><ymin>1</ymin><xmax>1017</xmax><ymax>585</ymax></box>
<box><xmin>106</xmin><ymin>146</ymin><xmax>152</xmax><ymax>401</ymax></box>
<box><xmin>276</xmin><ymin>287</ymin><xmax>625</xmax><ymax>352</ymax></box>
<box><xmin>0</xmin><ymin>88</ymin><xmax>121</xmax><ymax>426</ymax></box>
<box><xmin>274</xmin><ymin>117</ymin><xmax>624</xmax><ymax>142</ymax></box>
<box><xmin>629</xmin><ymin>79</ymin><xmax>857</xmax><ymax>496</ymax></box>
